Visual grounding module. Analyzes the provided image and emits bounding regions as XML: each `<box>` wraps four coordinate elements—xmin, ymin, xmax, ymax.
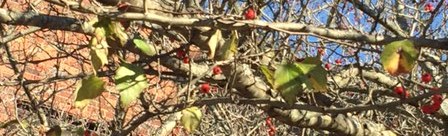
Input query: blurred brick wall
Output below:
<box><xmin>0</xmin><ymin>0</ymin><xmax>177</xmax><ymax>135</ymax></box>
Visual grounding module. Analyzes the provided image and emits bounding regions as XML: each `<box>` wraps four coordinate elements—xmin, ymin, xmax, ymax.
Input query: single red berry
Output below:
<box><xmin>212</xmin><ymin>66</ymin><xmax>222</xmax><ymax>75</ymax></box>
<box><xmin>200</xmin><ymin>83</ymin><xmax>211</xmax><ymax>93</ymax></box>
<box><xmin>421</xmin><ymin>104</ymin><xmax>435</xmax><ymax>114</ymax></box>
<box><xmin>176</xmin><ymin>50</ymin><xmax>186</xmax><ymax>58</ymax></box>
<box><xmin>245</xmin><ymin>8</ymin><xmax>256</xmax><ymax>20</ymax></box>
<box><xmin>324</xmin><ymin>63</ymin><xmax>331</xmax><ymax>70</ymax></box>
<box><xmin>182</xmin><ymin>57</ymin><xmax>189</xmax><ymax>64</ymax></box>
<box><xmin>421</xmin><ymin>73</ymin><xmax>432</xmax><ymax>83</ymax></box>
<box><xmin>424</xmin><ymin>3</ymin><xmax>434</xmax><ymax>12</ymax></box>
<box><xmin>432</xmin><ymin>94</ymin><xmax>443</xmax><ymax>104</ymax></box>
<box><xmin>394</xmin><ymin>86</ymin><xmax>404</xmax><ymax>96</ymax></box>
<box><xmin>317</xmin><ymin>48</ymin><xmax>324</xmax><ymax>55</ymax></box>
<box><xmin>335</xmin><ymin>59</ymin><xmax>342</xmax><ymax>65</ymax></box>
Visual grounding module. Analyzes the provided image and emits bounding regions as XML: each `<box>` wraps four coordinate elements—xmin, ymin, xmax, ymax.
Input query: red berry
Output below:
<box><xmin>421</xmin><ymin>104</ymin><xmax>435</xmax><ymax>114</ymax></box>
<box><xmin>265</xmin><ymin>117</ymin><xmax>272</xmax><ymax>125</ymax></box>
<box><xmin>394</xmin><ymin>86</ymin><xmax>404</xmax><ymax>95</ymax></box>
<box><xmin>432</xmin><ymin>94</ymin><xmax>443</xmax><ymax>104</ymax></box>
<box><xmin>176</xmin><ymin>50</ymin><xmax>186</xmax><ymax>58</ymax></box>
<box><xmin>424</xmin><ymin>3</ymin><xmax>434</xmax><ymax>12</ymax></box>
<box><xmin>212</xmin><ymin>66</ymin><xmax>222</xmax><ymax>75</ymax></box>
<box><xmin>324</xmin><ymin>63</ymin><xmax>331</xmax><ymax>70</ymax></box>
<box><xmin>317</xmin><ymin>48</ymin><xmax>324</xmax><ymax>55</ymax></box>
<box><xmin>245</xmin><ymin>8</ymin><xmax>256</xmax><ymax>20</ymax></box>
<box><xmin>200</xmin><ymin>83</ymin><xmax>211</xmax><ymax>93</ymax></box>
<box><xmin>182</xmin><ymin>57</ymin><xmax>189</xmax><ymax>64</ymax></box>
<box><xmin>432</xmin><ymin>102</ymin><xmax>441</xmax><ymax>111</ymax></box>
<box><xmin>335</xmin><ymin>59</ymin><xmax>342</xmax><ymax>65</ymax></box>
<box><xmin>421</xmin><ymin>73</ymin><xmax>432</xmax><ymax>83</ymax></box>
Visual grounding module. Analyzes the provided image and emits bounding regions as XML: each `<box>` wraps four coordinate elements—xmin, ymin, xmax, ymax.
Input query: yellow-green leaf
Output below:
<box><xmin>74</xmin><ymin>75</ymin><xmax>105</xmax><ymax>109</ymax></box>
<box><xmin>296</xmin><ymin>57</ymin><xmax>327</xmax><ymax>92</ymax></box>
<box><xmin>181</xmin><ymin>107</ymin><xmax>202</xmax><ymax>132</ymax></box>
<box><xmin>89</xmin><ymin>25</ymin><xmax>109</xmax><ymax>74</ymax></box>
<box><xmin>274</xmin><ymin>63</ymin><xmax>304</xmax><ymax>104</ymax></box>
<box><xmin>215</xmin><ymin>30</ymin><xmax>238</xmax><ymax>60</ymax></box>
<box><xmin>207</xmin><ymin>29</ymin><xmax>222</xmax><ymax>59</ymax></box>
<box><xmin>90</xmin><ymin>43</ymin><xmax>108</xmax><ymax>74</ymax></box>
<box><xmin>133</xmin><ymin>39</ymin><xmax>157</xmax><ymax>56</ymax></box>
<box><xmin>380</xmin><ymin>40</ymin><xmax>418</xmax><ymax>76</ymax></box>
<box><xmin>107</xmin><ymin>21</ymin><xmax>129</xmax><ymax>46</ymax></box>
<box><xmin>260</xmin><ymin>65</ymin><xmax>274</xmax><ymax>87</ymax></box>
<box><xmin>115</xmin><ymin>63</ymin><xmax>149</xmax><ymax>107</ymax></box>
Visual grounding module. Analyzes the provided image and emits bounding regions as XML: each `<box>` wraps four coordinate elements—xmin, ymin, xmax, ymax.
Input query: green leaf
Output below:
<box><xmin>273</xmin><ymin>57</ymin><xmax>328</xmax><ymax>104</ymax></box>
<box><xmin>260</xmin><ymin>65</ymin><xmax>274</xmax><ymax>87</ymax></box>
<box><xmin>89</xmin><ymin>26</ymin><xmax>109</xmax><ymax>74</ymax></box>
<box><xmin>114</xmin><ymin>63</ymin><xmax>149</xmax><ymax>107</ymax></box>
<box><xmin>74</xmin><ymin>75</ymin><xmax>105</xmax><ymax>109</ymax></box>
<box><xmin>274</xmin><ymin>63</ymin><xmax>304</xmax><ymax>104</ymax></box>
<box><xmin>296</xmin><ymin>57</ymin><xmax>327</xmax><ymax>92</ymax></box>
<box><xmin>215</xmin><ymin>30</ymin><xmax>238</xmax><ymax>60</ymax></box>
<box><xmin>181</xmin><ymin>107</ymin><xmax>202</xmax><ymax>132</ymax></box>
<box><xmin>90</xmin><ymin>43</ymin><xmax>108</xmax><ymax>73</ymax></box>
<box><xmin>107</xmin><ymin>21</ymin><xmax>129</xmax><ymax>46</ymax></box>
<box><xmin>380</xmin><ymin>40</ymin><xmax>418</xmax><ymax>76</ymax></box>
<box><xmin>133</xmin><ymin>39</ymin><xmax>156</xmax><ymax>56</ymax></box>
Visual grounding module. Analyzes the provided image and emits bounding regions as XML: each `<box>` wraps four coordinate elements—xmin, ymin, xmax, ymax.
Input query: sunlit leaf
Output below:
<box><xmin>207</xmin><ymin>29</ymin><xmax>222</xmax><ymax>59</ymax></box>
<box><xmin>107</xmin><ymin>21</ymin><xmax>129</xmax><ymax>46</ymax></box>
<box><xmin>74</xmin><ymin>75</ymin><xmax>105</xmax><ymax>109</ymax></box>
<box><xmin>215</xmin><ymin>30</ymin><xmax>238</xmax><ymax>60</ymax></box>
<box><xmin>181</xmin><ymin>107</ymin><xmax>202</xmax><ymax>132</ymax></box>
<box><xmin>90</xmin><ymin>42</ymin><xmax>108</xmax><ymax>74</ymax></box>
<box><xmin>296</xmin><ymin>57</ymin><xmax>327</xmax><ymax>92</ymax></box>
<box><xmin>274</xmin><ymin>63</ymin><xmax>304</xmax><ymax>104</ymax></box>
<box><xmin>133</xmin><ymin>39</ymin><xmax>156</xmax><ymax>56</ymax></box>
<box><xmin>380</xmin><ymin>40</ymin><xmax>418</xmax><ymax>76</ymax></box>
<box><xmin>89</xmin><ymin>25</ymin><xmax>109</xmax><ymax>74</ymax></box>
<box><xmin>260</xmin><ymin>65</ymin><xmax>274</xmax><ymax>87</ymax></box>
<box><xmin>115</xmin><ymin>63</ymin><xmax>149</xmax><ymax>107</ymax></box>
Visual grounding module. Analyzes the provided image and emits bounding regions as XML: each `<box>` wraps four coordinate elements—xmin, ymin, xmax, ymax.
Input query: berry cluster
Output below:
<box><xmin>424</xmin><ymin>3</ymin><xmax>434</xmax><ymax>12</ymax></box>
<box><xmin>176</xmin><ymin>50</ymin><xmax>190</xmax><ymax>64</ymax></box>
<box><xmin>421</xmin><ymin>93</ymin><xmax>443</xmax><ymax>114</ymax></box>
<box><xmin>266</xmin><ymin>117</ymin><xmax>276</xmax><ymax>136</ymax></box>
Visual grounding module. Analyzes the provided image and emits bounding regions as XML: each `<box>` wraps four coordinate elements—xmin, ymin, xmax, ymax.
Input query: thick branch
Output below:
<box><xmin>0</xmin><ymin>9</ymin><xmax>93</xmax><ymax>34</ymax></box>
<box><xmin>2</xmin><ymin>8</ymin><xmax>448</xmax><ymax>50</ymax></box>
